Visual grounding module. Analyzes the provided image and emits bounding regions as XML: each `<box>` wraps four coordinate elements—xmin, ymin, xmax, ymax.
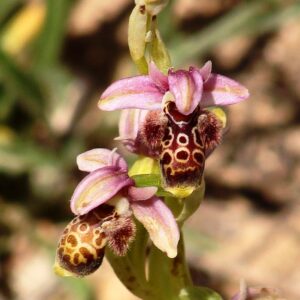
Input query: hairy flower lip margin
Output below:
<box><xmin>69</xmin><ymin>147</ymin><xmax>180</xmax><ymax>258</ymax></box>
<box><xmin>98</xmin><ymin>61</ymin><xmax>249</xmax><ymax>115</ymax></box>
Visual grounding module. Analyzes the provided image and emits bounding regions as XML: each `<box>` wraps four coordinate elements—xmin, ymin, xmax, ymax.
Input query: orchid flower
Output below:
<box><xmin>98</xmin><ymin>62</ymin><xmax>249</xmax><ymax>197</ymax></box>
<box><xmin>99</xmin><ymin>61</ymin><xmax>248</xmax><ymax>114</ymax></box>
<box><xmin>55</xmin><ymin>1</ymin><xmax>252</xmax><ymax>297</ymax></box>
<box><xmin>54</xmin><ymin>148</ymin><xmax>179</xmax><ymax>277</ymax></box>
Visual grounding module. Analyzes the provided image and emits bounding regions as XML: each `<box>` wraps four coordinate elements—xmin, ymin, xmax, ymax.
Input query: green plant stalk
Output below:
<box><xmin>147</xmin><ymin>231</ymin><xmax>192</xmax><ymax>300</ymax></box>
<box><xmin>108</xmin><ymin>1</ymin><xmax>224</xmax><ymax>298</ymax></box>
<box><xmin>106</xmin><ymin>223</ymin><xmax>156</xmax><ymax>299</ymax></box>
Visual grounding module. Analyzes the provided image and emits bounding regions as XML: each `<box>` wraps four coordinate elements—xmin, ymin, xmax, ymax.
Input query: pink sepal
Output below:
<box><xmin>77</xmin><ymin>148</ymin><xmax>128</xmax><ymax>173</ymax></box>
<box><xmin>202</xmin><ymin>74</ymin><xmax>249</xmax><ymax>107</ymax></box>
<box><xmin>149</xmin><ymin>61</ymin><xmax>169</xmax><ymax>91</ymax></box>
<box><xmin>128</xmin><ymin>186</ymin><xmax>158</xmax><ymax>201</ymax></box>
<box><xmin>198</xmin><ymin>61</ymin><xmax>212</xmax><ymax>82</ymax></box>
<box><xmin>70</xmin><ymin>166</ymin><xmax>134</xmax><ymax>215</ymax></box>
<box><xmin>116</xmin><ymin>109</ymin><xmax>149</xmax><ymax>153</ymax></box>
<box><xmin>131</xmin><ymin>197</ymin><xmax>179</xmax><ymax>258</ymax></box>
<box><xmin>99</xmin><ymin>76</ymin><xmax>164</xmax><ymax>111</ymax></box>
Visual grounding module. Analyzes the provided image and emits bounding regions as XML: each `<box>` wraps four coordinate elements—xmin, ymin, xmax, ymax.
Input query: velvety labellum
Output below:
<box><xmin>160</xmin><ymin>101</ymin><xmax>205</xmax><ymax>190</ymax></box>
<box><xmin>139</xmin><ymin>101</ymin><xmax>222</xmax><ymax>196</ymax></box>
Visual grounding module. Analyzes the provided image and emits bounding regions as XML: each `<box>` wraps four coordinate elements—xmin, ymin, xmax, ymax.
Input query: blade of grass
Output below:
<box><xmin>0</xmin><ymin>130</ymin><xmax>83</xmax><ymax>174</ymax></box>
<box><xmin>0</xmin><ymin>84</ymin><xmax>16</xmax><ymax>120</ymax></box>
<box><xmin>243</xmin><ymin>2</ymin><xmax>300</xmax><ymax>36</ymax></box>
<box><xmin>34</xmin><ymin>0</ymin><xmax>74</xmax><ymax>67</ymax></box>
<box><xmin>171</xmin><ymin>0</ymin><xmax>271</xmax><ymax>64</ymax></box>
<box><xmin>0</xmin><ymin>47</ymin><xmax>45</xmax><ymax>116</ymax></box>
<box><xmin>171</xmin><ymin>0</ymin><xmax>300</xmax><ymax>65</ymax></box>
<box><xmin>0</xmin><ymin>0</ymin><xmax>21</xmax><ymax>26</ymax></box>
<box><xmin>0</xmin><ymin>131</ymin><xmax>61</xmax><ymax>174</ymax></box>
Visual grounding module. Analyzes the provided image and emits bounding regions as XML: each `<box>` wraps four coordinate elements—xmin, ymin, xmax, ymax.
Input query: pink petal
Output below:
<box><xmin>131</xmin><ymin>197</ymin><xmax>179</xmax><ymax>258</ymax></box>
<box><xmin>198</xmin><ymin>61</ymin><xmax>212</xmax><ymax>82</ymax></box>
<box><xmin>118</xmin><ymin>109</ymin><xmax>148</xmax><ymax>140</ymax></box>
<box><xmin>202</xmin><ymin>74</ymin><xmax>249</xmax><ymax>107</ymax></box>
<box><xmin>77</xmin><ymin>148</ymin><xmax>127</xmax><ymax>173</ymax></box>
<box><xmin>117</xmin><ymin>109</ymin><xmax>149</xmax><ymax>153</ymax></box>
<box><xmin>149</xmin><ymin>61</ymin><xmax>169</xmax><ymax>91</ymax></box>
<box><xmin>168</xmin><ymin>68</ymin><xmax>203</xmax><ymax>115</ymax></box>
<box><xmin>70</xmin><ymin>166</ymin><xmax>134</xmax><ymax>215</ymax></box>
<box><xmin>128</xmin><ymin>186</ymin><xmax>158</xmax><ymax>201</ymax></box>
<box><xmin>98</xmin><ymin>76</ymin><xmax>164</xmax><ymax>111</ymax></box>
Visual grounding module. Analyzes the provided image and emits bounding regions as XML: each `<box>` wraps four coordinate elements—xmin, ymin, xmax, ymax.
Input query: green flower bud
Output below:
<box><xmin>128</xmin><ymin>5</ymin><xmax>149</xmax><ymax>74</ymax></box>
<box><xmin>136</xmin><ymin>0</ymin><xmax>169</xmax><ymax>16</ymax></box>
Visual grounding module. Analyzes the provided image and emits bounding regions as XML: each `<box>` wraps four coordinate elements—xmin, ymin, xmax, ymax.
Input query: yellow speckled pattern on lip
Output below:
<box><xmin>55</xmin><ymin>206</ymin><xmax>113</xmax><ymax>277</ymax></box>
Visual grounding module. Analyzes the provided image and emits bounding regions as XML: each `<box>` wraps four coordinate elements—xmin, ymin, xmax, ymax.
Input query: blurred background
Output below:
<box><xmin>0</xmin><ymin>0</ymin><xmax>300</xmax><ymax>299</ymax></box>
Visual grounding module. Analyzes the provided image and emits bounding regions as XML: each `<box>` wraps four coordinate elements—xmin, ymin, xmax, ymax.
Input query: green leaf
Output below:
<box><xmin>179</xmin><ymin>287</ymin><xmax>223</xmax><ymax>300</ymax></box>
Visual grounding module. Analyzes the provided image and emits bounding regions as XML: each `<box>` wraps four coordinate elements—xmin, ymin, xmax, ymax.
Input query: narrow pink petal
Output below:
<box><xmin>198</xmin><ymin>60</ymin><xmax>212</xmax><ymax>82</ymax></box>
<box><xmin>131</xmin><ymin>197</ymin><xmax>179</xmax><ymax>258</ymax></box>
<box><xmin>118</xmin><ymin>109</ymin><xmax>148</xmax><ymax>140</ymax></box>
<box><xmin>128</xmin><ymin>186</ymin><xmax>158</xmax><ymax>201</ymax></box>
<box><xmin>98</xmin><ymin>76</ymin><xmax>164</xmax><ymax>111</ymax></box>
<box><xmin>168</xmin><ymin>68</ymin><xmax>203</xmax><ymax>115</ymax></box>
<box><xmin>77</xmin><ymin>148</ymin><xmax>127</xmax><ymax>173</ymax></box>
<box><xmin>202</xmin><ymin>74</ymin><xmax>249</xmax><ymax>107</ymax></box>
<box><xmin>149</xmin><ymin>61</ymin><xmax>169</xmax><ymax>91</ymax></box>
<box><xmin>70</xmin><ymin>166</ymin><xmax>134</xmax><ymax>215</ymax></box>
<box><xmin>117</xmin><ymin>109</ymin><xmax>149</xmax><ymax>153</ymax></box>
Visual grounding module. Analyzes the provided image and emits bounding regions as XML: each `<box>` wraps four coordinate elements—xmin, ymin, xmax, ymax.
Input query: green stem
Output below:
<box><xmin>147</xmin><ymin>231</ymin><xmax>192</xmax><ymax>300</ymax></box>
<box><xmin>106</xmin><ymin>223</ymin><xmax>155</xmax><ymax>299</ymax></box>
